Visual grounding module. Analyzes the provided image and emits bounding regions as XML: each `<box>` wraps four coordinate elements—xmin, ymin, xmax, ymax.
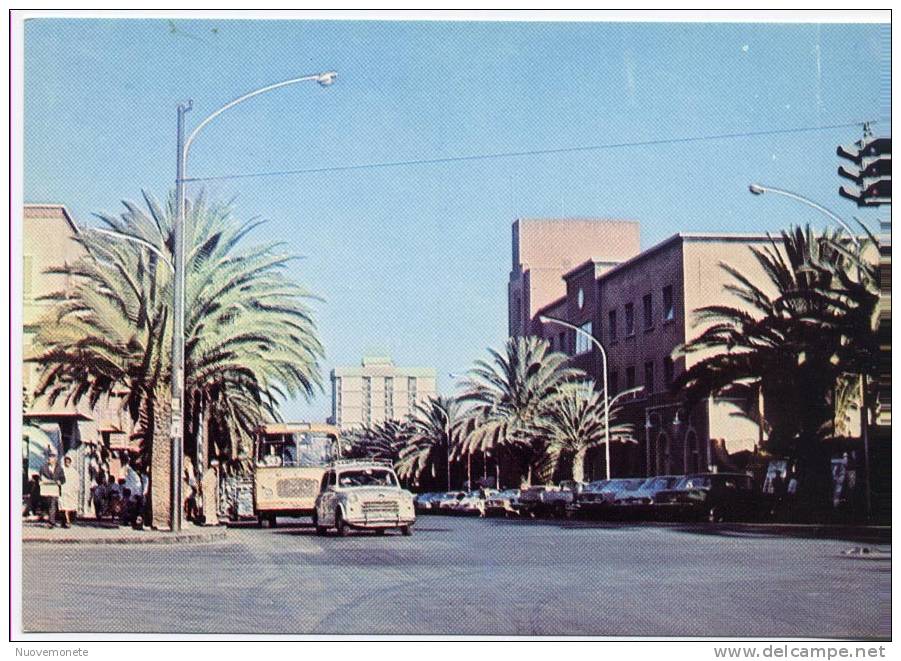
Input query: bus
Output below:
<box><xmin>254</xmin><ymin>422</ymin><xmax>341</xmax><ymax>527</ymax></box>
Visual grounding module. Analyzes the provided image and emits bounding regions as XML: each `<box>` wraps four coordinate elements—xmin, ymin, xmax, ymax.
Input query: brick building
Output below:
<box><xmin>524</xmin><ymin>227</ymin><xmax>778</xmax><ymax>479</ymax></box>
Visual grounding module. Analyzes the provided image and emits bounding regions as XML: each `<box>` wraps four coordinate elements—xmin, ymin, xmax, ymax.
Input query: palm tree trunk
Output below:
<box><xmin>150</xmin><ymin>381</ymin><xmax>172</xmax><ymax>530</ymax></box>
<box><xmin>572</xmin><ymin>449</ymin><xmax>587</xmax><ymax>484</ymax></box>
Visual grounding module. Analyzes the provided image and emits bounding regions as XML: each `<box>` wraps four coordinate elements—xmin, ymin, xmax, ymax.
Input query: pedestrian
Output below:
<box><xmin>26</xmin><ymin>474</ymin><xmax>43</xmax><ymax>519</ymax></box>
<box><xmin>39</xmin><ymin>449</ymin><xmax>65</xmax><ymax>528</ymax></box>
<box><xmin>59</xmin><ymin>455</ymin><xmax>79</xmax><ymax>528</ymax></box>
<box><xmin>91</xmin><ymin>472</ymin><xmax>108</xmax><ymax>520</ymax></box>
<box><xmin>123</xmin><ymin>459</ymin><xmax>145</xmax><ymax>528</ymax></box>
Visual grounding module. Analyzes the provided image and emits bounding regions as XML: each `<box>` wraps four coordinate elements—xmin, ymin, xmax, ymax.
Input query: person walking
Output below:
<box><xmin>59</xmin><ymin>455</ymin><xmax>79</xmax><ymax>528</ymax></box>
<box><xmin>39</xmin><ymin>449</ymin><xmax>65</xmax><ymax>528</ymax></box>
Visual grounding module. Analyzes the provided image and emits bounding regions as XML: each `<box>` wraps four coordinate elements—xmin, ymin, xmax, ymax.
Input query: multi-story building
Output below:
<box><xmin>22</xmin><ymin>204</ymin><xmax>135</xmax><ymax>514</ymax></box>
<box><xmin>529</xmin><ymin>230</ymin><xmax>779</xmax><ymax>479</ymax></box>
<box><xmin>329</xmin><ymin>356</ymin><xmax>437</xmax><ymax>429</ymax></box>
<box><xmin>508</xmin><ymin>218</ymin><xmax>640</xmax><ymax>337</ymax></box>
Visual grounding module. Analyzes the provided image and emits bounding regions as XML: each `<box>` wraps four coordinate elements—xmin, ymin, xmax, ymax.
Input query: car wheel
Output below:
<box><xmin>707</xmin><ymin>506</ymin><xmax>724</xmax><ymax>523</ymax></box>
<box><xmin>335</xmin><ymin>511</ymin><xmax>348</xmax><ymax>537</ymax></box>
<box><xmin>400</xmin><ymin>524</ymin><xmax>413</xmax><ymax>536</ymax></box>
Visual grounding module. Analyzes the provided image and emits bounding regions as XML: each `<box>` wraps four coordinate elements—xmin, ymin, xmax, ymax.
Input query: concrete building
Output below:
<box><xmin>22</xmin><ymin>204</ymin><xmax>136</xmax><ymax>515</ymax></box>
<box><xmin>508</xmin><ymin>218</ymin><xmax>640</xmax><ymax>337</ymax></box>
<box><xmin>529</xmin><ymin>230</ymin><xmax>779</xmax><ymax>479</ymax></box>
<box><xmin>330</xmin><ymin>356</ymin><xmax>437</xmax><ymax>429</ymax></box>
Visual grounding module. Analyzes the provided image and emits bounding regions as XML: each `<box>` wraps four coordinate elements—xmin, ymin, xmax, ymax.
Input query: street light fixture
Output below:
<box><xmin>538</xmin><ymin>314</ymin><xmax>615</xmax><ymax>480</ymax></box>
<box><xmin>747</xmin><ymin>183</ymin><xmax>860</xmax><ymax>245</ymax></box>
<box><xmin>169</xmin><ymin>71</ymin><xmax>336</xmax><ymax>531</ymax></box>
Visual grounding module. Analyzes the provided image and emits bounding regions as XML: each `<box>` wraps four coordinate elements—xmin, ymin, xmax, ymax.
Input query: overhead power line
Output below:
<box><xmin>184</xmin><ymin>118</ymin><xmax>886</xmax><ymax>184</ymax></box>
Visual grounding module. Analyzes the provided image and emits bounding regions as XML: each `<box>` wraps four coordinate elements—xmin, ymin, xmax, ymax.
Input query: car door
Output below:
<box><xmin>318</xmin><ymin>470</ymin><xmax>338</xmax><ymax>525</ymax></box>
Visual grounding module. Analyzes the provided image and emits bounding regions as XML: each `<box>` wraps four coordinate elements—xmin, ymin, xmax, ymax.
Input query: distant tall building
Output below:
<box><xmin>507</xmin><ymin>218</ymin><xmax>641</xmax><ymax>337</ymax></box>
<box><xmin>329</xmin><ymin>356</ymin><xmax>437</xmax><ymax>429</ymax></box>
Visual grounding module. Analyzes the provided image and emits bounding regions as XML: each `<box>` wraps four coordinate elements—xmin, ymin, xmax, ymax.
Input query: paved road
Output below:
<box><xmin>22</xmin><ymin>515</ymin><xmax>890</xmax><ymax>636</ymax></box>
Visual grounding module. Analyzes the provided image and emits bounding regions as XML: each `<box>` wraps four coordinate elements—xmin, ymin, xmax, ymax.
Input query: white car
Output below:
<box><xmin>313</xmin><ymin>461</ymin><xmax>416</xmax><ymax>536</ymax></box>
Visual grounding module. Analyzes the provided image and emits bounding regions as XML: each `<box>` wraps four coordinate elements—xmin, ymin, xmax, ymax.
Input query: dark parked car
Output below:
<box><xmin>574</xmin><ymin>478</ymin><xmax>644</xmax><ymax>519</ymax></box>
<box><xmin>613</xmin><ymin>475</ymin><xmax>683</xmax><ymax>519</ymax></box>
<box><xmin>653</xmin><ymin>472</ymin><xmax>759</xmax><ymax>522</ymax></box>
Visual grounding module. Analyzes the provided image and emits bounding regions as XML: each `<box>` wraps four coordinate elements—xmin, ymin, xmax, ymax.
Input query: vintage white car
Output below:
<box><xmin>313</xmin><ymin>460</ymin><xmax>416</xmax><ymax>536</ymax></box>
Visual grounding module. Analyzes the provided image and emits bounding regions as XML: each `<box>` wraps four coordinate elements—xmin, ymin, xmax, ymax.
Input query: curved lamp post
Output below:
<box><xmin>169</xmin><ymin>71</ymin><xmax>336</xmax><ymax>531</ymax></box>
<box><xmin>748</xmin><ymin>181</ymin><xmax>871</xmax><ymax>517</ymax></box>
<box><xmin>538</xmin><ymin>315</ymin><xmax>615</xmax><ymax>480</ymax></box>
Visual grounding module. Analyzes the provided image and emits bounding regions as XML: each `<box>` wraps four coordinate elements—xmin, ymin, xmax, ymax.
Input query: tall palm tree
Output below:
<box><xmin>395</xmin><ymin>396</ymin><xmax>463</xmax><ymax>490</ymax></box>
<box><xmin>29</xmin><ymin>191</ymin><xmax>324</xmax><ymax>525</ymax></box>
<box><xmin>458</xmin><ymin>336</ymin><xmax>580</xmax><ymax>485</ymax></box>
<box><xmin>675</xmin><ymin>224</ymin><xmax>879</xmax><ymax>508</ymax></box>
<box><xmin>536</xmin><ymin>382</ymin><xmax>634</xmax><ymax>483</ymax></box>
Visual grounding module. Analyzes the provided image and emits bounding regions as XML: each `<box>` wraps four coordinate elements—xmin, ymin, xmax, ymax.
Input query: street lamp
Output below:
<box><xmin>747</xmin><ymin>183</ymin><xmax>860</xmax><ymax>245</ymax></box>
<box><xmin>748</xmin><ymin>181</ymin><xmax>871</xmax><ymax>517</ymax></box>
<box><xmin>170</xmin><ymin>71</ymin><xmax>336</xmax><ymax>531</ymax></box>
<box><xmin>539</xmin><ymin>314</ymin><xmax>614</xmax><ymax>480</ymax></box>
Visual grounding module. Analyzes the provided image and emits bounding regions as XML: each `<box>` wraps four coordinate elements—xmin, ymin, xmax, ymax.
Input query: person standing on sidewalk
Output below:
<box><xmin>39</xmin><ymin>449</ymin><xmax>65</xmax><ymax>528</ymax></box>
<box><xmin>59</xmin><ymin>455</ymin><xmax>79</xmax><ymax>528</ymax></box>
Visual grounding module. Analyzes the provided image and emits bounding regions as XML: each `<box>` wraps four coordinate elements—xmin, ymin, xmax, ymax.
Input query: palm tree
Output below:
<box><xmin>674</xmin><ymin>225</ymin><xmax>879</xmax><ymax>509</ymax></box>
<box><xmin>395</xmin><ymin>396</ymin><xmax>464</xmax><ymax>490</ymax></box>
<box><xmin>458</xmin><ymin>336</ymin><xmax>580</xmax><ymax>485</ymax></box>
<box><xmin>536</xmin><ymin>382</ymin><xmax>634</xmax><ymax>483</ymax></box>
<box><xmin>29</xmin><ymin>191</ymin><xmax>324</xmax><ymax>526</ymax></box>
<box><xmin>344</xmin><ymin>419</ymin><xmax>413</xmax><ymax>463</ymax></box>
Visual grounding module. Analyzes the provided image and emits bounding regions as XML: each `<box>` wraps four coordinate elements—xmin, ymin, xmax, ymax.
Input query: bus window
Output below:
<box><xmin>295</xmin><ymin>433</ymin><xmax>336</xmax><ymax>467</ymax></box>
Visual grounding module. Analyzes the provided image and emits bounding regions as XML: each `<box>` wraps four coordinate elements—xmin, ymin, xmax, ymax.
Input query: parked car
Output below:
<box><xmin>613</xmin><ymin>475</ymin><xmax>683</xmax><ymax>519</ymax></box>
<box><xmin>653</xmin><ymin>472</ymin><xmax>758</xmax><ymax>522</ymax></box>
<box><xmin>453</xmin><ymin>489</ymin><xmax>496</xmax><ymax>516</ymax></box>
<box><xmin>436</xmin><ymin>491</ymin><xmax>467</xmax><ymax>513</ymax></box>
<box><xmin>575</xmin><ymin>478</ymin><xmax>644</xmax><ymax>518</ymax></box>
<box><xmin>515</xmin><ymin>485</ymin><xmax>549</xmax><ymax>517</ymax></box>
<box><xmin>485</xmin><ymin>489</ymin><xmax>521</xmax><ymax>517</ymax></box>
<box><xmin>413</xmin><ymin>492</ymin><xmax>441</xmax><ymax>513</ymax></box>
<box><xmin>313</xmin><ymin>460</ymin><xmax>416</xmax><ymax>536</ymax></box>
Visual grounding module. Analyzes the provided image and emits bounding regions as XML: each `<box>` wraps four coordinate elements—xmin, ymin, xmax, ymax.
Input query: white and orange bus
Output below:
<box><xmin>253</xmin><ymin>422</ymin><xmax>341</xmax><ymax>527</ymax></box>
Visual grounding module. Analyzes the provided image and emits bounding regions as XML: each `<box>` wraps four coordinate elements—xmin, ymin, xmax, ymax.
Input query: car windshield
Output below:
<box><xmin>643</xmin><ymin>477</ymin><xmax>679</xmax><ymax>491</ymax></box>
<box><xmin>337</xmin><ymin>468</ymin><xmax>398</xmax><ymax>488</ymax></box>
<box><xmin>677</xmin><ymin>475</ymin><xmax>712</xmax><ymax>490</ymax></box>
<box><xmin>586</xmin><ymin>480</ymin><xmax>609</xmax><ymax>492</ymax></box>
<box><xmin>604</xmin><ymin>479</ymin><xmax>640</xmax><ymax>492</ymax></box>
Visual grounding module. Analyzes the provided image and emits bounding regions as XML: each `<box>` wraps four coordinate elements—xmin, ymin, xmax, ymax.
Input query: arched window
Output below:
<box><xmin>656</xmin><ymin>432</ymin><xmax>671</xmax><ymax>475</ymax></box>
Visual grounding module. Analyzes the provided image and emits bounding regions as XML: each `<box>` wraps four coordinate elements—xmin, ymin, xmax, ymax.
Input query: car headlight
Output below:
<box><xmin>347</xmin><ymin>494</ymin><xmax>359</xmax><ymax>505</ymax></box>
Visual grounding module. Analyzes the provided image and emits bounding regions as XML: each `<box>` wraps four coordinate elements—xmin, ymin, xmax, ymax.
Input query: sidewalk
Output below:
<box><xmin>22</xmin><ymin>519</ymin><xmax>227</xmax><ymax>545</ymax></box>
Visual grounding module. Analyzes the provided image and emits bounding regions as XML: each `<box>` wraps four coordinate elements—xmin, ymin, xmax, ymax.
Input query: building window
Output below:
<box><xmin>662</xmin><ymin>285</ymin><xmax>674</xmax><ymax>322</ymax></box>
<box><xmin>610</xmin><ymin>370</ymin><xmax>619</xmax><ymax>396</ymax></box>
<box><xmin>626</xmin><ymin>366</ymin><xmax>635</xmax><ymax>389</ymax></box>
<box><xmin>624</xmin><ymin>303</ymin><xmax>635</xmax><ymax>336</ymax></box>
<box><xmin>608</xmin><ymin>310</ymin><xmax>618</xmax><ymax>343</ymax></box>
<box><xmin>643</xmin><ymin>293</ymin><xmax>653</xmax><ymax>330</ymax></box>
<box><xmin>408</xmin><ymin>376</ymin><xmax>417</xmax><ymax>406</ymax></box>
<box><xmin>663</xmin><ymin>357</ymin><xmax>674</xmax><ymax>388</ymax></box>
<box><xmin>575</xmin><ymin>321</ymin><xmax>593</xmax><ymax>354</ymax></box>
<box><xmin>384</xmin><ymin>377</ymin><xmax>394</xmax><ymax>419</ymax></box>
<box><xmin>558</xmin><ymin>331</ymin><xmax>566</xmax><ymax>354</ymax></box>
<box><xmin>333</xmin><ymin>377</ymin><xmax>342</xmax><ymax>422</ymax></box>
<box><xmin>644</xmin><ymin>361</ymin><xmax>654</xmax><ymax>393</ymax></box>
<box><xmin>362</xmin><ymin>376</ymin><xmax>372</xmax><ymax>425</ymax></box>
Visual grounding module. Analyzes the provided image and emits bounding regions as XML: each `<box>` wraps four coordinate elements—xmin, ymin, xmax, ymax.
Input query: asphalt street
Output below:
<box><xmin>22</xmin><ymin>515</ymin><xmax>890</xmax><ymax>637</ymax></box>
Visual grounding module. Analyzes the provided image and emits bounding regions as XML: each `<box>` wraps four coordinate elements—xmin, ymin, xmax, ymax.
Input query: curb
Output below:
<box><xmin>23</xmin><ymin>527</ymin><xmax>228</xmax><ymax>545</ymax></box>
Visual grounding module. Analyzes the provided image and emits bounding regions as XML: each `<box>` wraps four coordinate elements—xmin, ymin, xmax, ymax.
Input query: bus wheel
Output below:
<box><xmin>375</xmin><ymin>528</ymin><xmax>386</xmax><ymax>536</ymax></box>
<box><xmin>312</xmin><ymin>512</ymin><xmax>327</xmax><ymax>536</ymax></box>
<box><xmin>400</xmin><ymin>525</ymin><xmax>413</xmax><ymax>536</ymax></box>
<box><xmin>335</xmin><ymin>511</ymin><xmax>348</xmax><ymax>537</ymax></box>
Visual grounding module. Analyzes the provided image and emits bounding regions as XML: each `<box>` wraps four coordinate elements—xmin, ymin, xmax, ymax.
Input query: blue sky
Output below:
<box><xmin>23</xmin><ymin>17</ymin><xmax>890</xmax><ymax>420</ymax></box>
